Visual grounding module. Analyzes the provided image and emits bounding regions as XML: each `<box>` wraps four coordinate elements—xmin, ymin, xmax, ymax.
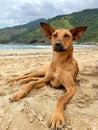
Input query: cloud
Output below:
<box><xmin>0</xmin><ymin>0</ymin><xmax>98</xmax><ymax>28</ymax></box>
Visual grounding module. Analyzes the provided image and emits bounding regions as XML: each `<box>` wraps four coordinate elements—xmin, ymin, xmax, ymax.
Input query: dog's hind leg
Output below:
<box><xmin>9</xmin><ymin>77</ymin><xmax>50</xmax><ymax>101</ymax></box>
<box><xmin>20</xmin><ymin>77</ymin><xmax>41</xmax><ymax>85</ymax></box>
<box><xmin>8</xmin><ymin>65</ymin><xmax>49</xmax><ymax>83</ymax></box>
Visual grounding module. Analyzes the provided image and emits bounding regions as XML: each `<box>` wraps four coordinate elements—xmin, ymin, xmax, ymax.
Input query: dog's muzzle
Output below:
<box><xmin>53</xmin><ymin>40</ymin><xmax>66</xmax><ymax>52</ymax></box>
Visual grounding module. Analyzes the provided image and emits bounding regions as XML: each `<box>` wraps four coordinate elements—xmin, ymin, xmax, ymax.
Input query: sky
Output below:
<box><xmin>0</xmin><ymin>0</ymin><xmax>98</xmax><ymax>29</ymax></box>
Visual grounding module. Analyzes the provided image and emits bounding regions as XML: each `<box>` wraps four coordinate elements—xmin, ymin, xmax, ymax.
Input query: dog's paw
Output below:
<box><xmin>8</xmin><ymin>79</ymin><xmax>15</xmax><ymax>83</ymax></box>
<box><xmin>49</xmin><ymin>111</ymin><xmax>65</xmax><ymax>129</ymax></box>
<box><xmin>20</xmin><ymin>79</ymin><xmax>28</xmax><ymax>85</ymax></box>
<box><xmin>8</xmin><ymin>76</ymin><xmax>20</xmax><ymax>83</ymax></box>
<box><xmin>9</xmin><ymin>90</ymin><xmax>26</xmax><ymax>102</ymax></box>
<box><xmin>8</xmin><ymin>78</ymin><xmax>18</xmax><ymax>83</ymax></box>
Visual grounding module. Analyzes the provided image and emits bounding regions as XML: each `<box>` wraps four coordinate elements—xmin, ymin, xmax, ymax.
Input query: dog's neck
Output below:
<box><xmin>52</xmin><ymin>46</ymin><xmax>73</xmax><ymax>64</ymax></box>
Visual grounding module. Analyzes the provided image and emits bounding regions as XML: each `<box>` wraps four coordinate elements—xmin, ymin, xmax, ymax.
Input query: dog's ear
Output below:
<box><xmin>70</xmin><ymin>26</ymin><xmax>88</xmax><ymax>40</ymax></box>
<box><xmin>40</xmin><ymin>22</ymin><xmax>55</xmax><ymax>40</ymax></box>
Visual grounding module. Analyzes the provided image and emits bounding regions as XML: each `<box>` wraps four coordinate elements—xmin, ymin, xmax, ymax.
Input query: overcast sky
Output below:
<box><xmin>0</xmin><ymin>0</ymin><xmax>98</xmax><ymax>29</ymax></box>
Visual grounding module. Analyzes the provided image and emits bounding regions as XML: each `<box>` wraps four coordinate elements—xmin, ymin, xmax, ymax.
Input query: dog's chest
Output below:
<box><xmin>49</xmin><ymin>68</ymin><xmax>61</xmax><ymax>88</ymax></box>
<box><xmin>50</xmin><ymin>74</ymin><xmax>61</xmax><ymax>88</ymax></box>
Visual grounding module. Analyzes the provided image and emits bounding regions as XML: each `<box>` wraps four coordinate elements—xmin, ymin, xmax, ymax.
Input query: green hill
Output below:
<box><xmin>0</xmin><ymin>18</ymin><xmax>47</xmax><ymax>43</ymax></box>
<box><xmin>0</xmin><ymin>9</ymin><xmax>98</xmax><ymax>43</ymax></box>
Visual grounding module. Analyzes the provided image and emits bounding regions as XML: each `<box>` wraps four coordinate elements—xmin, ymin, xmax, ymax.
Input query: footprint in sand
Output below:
<box><xmin>76</xmin><ymin>76</ymin><xmax>89</xmax><ymax>86</ymax></box>
<box><xmin>92</xmin><ymin>83</ymin><xmax>98</xmax><ymax>89</ymax></box>
<box><xmin>0</xmin><ymin>91</ymin><xmax>5</xmax><ymax>96</ymax></box>
<box><xmin>76</xmin><ymin>94</ymin><xmax>93</xmax><ymax>108</ymax></box>
<box><xmin>95</xmin><ymin>60</ymin><xmax>98</xmax><ymax>68</ymax></box>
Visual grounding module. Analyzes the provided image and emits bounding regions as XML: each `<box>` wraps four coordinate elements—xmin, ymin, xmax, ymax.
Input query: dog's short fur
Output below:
<box><xmin>9</xmin><ymin>23</ymin><xmax>87</xmax><ymax>129</ymax></box>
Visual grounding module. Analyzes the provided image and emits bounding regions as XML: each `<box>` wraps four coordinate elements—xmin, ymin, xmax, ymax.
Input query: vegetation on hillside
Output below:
<box><xmin>0</xmin><ymin>9</ymin><xmax>98</xmax><ymax>43</ymax></box>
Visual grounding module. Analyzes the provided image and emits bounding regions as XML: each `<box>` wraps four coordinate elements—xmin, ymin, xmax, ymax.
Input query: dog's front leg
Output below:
<box><xmin>50</xmin><ymin>74</ymin><xmax>76</xmax><ymax>129</ymax></box>
<box><xmin>9</xmin><ymin>77</ymin><xmax>49</xmax><ymax>101</ymax></box>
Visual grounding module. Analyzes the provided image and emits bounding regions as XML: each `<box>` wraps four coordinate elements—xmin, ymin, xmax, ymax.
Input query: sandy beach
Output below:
<box><xmin>0</xmin><ymin>47</ymin><xmax>98</xmax><ymax>130</ymax></box>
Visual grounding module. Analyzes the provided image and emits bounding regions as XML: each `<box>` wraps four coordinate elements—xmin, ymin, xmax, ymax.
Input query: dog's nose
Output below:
<box><xmin>55</xmin><ymin>40</ymin><xmax>62</xmax><ymax>47</ymax></box>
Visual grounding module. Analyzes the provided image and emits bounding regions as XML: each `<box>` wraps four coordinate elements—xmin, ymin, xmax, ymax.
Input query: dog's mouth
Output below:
<box><xmin>53</xmin><ymin>46</ymin><xmax>66</xmax><ymax>52</ymax></box>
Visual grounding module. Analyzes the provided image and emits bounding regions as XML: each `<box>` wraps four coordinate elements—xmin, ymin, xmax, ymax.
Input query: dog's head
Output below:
<box><xmin>40</xmin><ymin>22</ymin><xmax>87</xmax><ymax>52</ymax></box>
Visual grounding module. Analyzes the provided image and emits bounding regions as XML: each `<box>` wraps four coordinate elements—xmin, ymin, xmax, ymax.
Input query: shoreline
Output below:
<box><xmin>0</xmin><ymin>46</ymin><xmax>98</xmax><ymax>56</ymax></box>
<box><xmin>0</xmin><ymin>43</ymin><xmax>98</xmax><ymax>50</ymax></box>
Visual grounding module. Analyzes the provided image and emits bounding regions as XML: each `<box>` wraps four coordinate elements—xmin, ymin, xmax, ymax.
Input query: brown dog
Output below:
<box><xmin>9</xmin><ymin>22</ymin><xmax>87</xmax><ymax>129</ymax></box>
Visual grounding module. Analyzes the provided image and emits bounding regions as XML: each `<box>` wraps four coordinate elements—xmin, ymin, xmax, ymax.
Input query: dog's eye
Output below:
<box><xmin>53</xmin><ymin>33</ymin><xmax>57</xmax><ymax>38</ymax></box>
<box><xmin>64</xmin><ymin>34</ymin><xmax>70</xmax><ymax>39</ymax></box>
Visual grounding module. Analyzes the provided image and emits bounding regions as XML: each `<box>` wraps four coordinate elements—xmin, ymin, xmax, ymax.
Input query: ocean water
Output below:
<box><xmin>0</xmin><ymin>43</ymin><xmax>97</xmax><ymax>50</ymax></box>
<box><xmin>0</xmin><ymin>44</ymin><xmax>52</xmax><ymax>50</ymax></box>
